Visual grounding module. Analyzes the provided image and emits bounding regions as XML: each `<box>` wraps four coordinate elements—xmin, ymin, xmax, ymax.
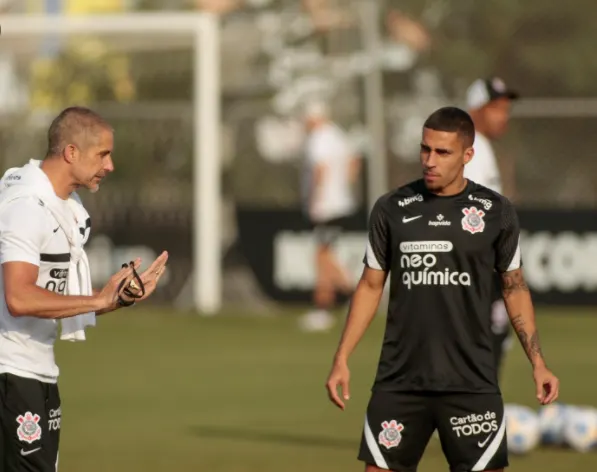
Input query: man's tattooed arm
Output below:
<box><xmin>501</xmin><ymin>268</ymin><xmax>529</xmax><ymax>298</ymax></box>
<box><xmin>501</xmin><ymin>268</ymin><xmax>546</xmax><ymax>368</ymax></box>
<box><xmin>509</xmin><ymin>313</ymin><xmax>544</xmax><ymax>366</ymax></box>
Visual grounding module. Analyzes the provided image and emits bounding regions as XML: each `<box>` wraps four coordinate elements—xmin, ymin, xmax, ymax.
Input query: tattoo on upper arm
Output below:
<box><xmin>511</xmin><ymin>314</ymin><xmax>544</xmax><ymax>365</ymax></box>
<box><xmin>501</xmin><ymin>269</ymin><xmax>529</xmax><ymax>299</ymax></box>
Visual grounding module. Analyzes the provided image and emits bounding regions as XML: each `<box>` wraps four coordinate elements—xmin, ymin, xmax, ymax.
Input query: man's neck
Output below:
<box><xmin>431</xmin><ymin>177</ymin><xmax>468</xmax><ymax>197</ymax></box>
<box><xmin>309</xmin><ymin>118</ymin><xmax>329</xmax><ymax>132</ymax></box>
<box><xmin>40</xmin><ymin>158</ymin><xmax>76</xmax><ymax>200</ymax></box>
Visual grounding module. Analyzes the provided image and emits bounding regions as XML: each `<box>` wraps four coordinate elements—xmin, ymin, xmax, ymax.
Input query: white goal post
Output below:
<box><xmin>0</xmin><ymin>12</ymin><xmax>222</xmax><ymax>315</ymax></box>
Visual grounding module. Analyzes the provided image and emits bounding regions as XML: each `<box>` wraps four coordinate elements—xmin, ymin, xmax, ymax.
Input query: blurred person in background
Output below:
<box><xmin>465</xmin><ymin>77</ymin><xmax>519</xmax><ymax>378</ymax></box>
<box><xmin>299</xmin><ymin>101</ymin><xmax>361</xmax><ymax>332</ymax></box>
<box><xmin>302</xmin><ymin>0</ymin><xmax>355</xmax><ymax>31</ymax></box>
<box><xmin>385</xmin><ymin>9</ymin><xmax>432</xmax><ymax>53</ymax></box>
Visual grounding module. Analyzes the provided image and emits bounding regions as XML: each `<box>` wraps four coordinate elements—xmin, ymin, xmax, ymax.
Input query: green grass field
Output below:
<box><xmin>55</xmin><ymin>306</ymin><xmax>597</xmax><ymax>471</ymax></box>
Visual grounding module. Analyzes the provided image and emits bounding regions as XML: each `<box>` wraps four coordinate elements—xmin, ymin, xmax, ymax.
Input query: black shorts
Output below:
<box><xmin>358</xmin><ymin>391</ymin><xmax>508</xmax><ymax>472</ymax></box>
<box><xmin>310</xmin><ymin>216</ymin><xmax>349</xmax><ymax>247</ymax></box>
<box><xmin>0</xmin><ymin>373</ymin><xmax>61</xmax><ymax>472</ymax></box>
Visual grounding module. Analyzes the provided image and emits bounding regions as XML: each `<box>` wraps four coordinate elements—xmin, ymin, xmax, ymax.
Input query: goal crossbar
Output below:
<box><xmin>0</xmin><ymin>12</ymin><xmax>222</xmax><ymax>315</ymax></box>
<box><xmin>0</xmin><ymin>12</ymin><xmax>215</xmax><ymax>34</ymax></box>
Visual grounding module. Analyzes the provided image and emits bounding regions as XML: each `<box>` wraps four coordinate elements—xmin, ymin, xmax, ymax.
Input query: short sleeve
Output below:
<box><xmin>0</xmin><ymin>198</ymin><xmax>51</xmax><ymax>266</ymax></box>
<box><xmin>362</xmin><ymin>197</ymin><xmax>391</xmax><ymax>272</ymax></box>
<box><xmin>494</xmin><ymin>198</ymin><xmax>522</xmax><ymax>273</ymax></box>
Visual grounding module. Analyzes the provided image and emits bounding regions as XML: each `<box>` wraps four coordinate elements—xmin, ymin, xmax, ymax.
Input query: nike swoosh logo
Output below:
<box><xmin>477</xmin><ymin>434</ymin><xmax>492</xmax><ymax>448</ymax></box>
<box><xmin>20</xmin><ymin>448</ymin><xmax>41</xmax><ymax>456</ymax></box>
<box><xmin>402</xmin><ymin>215</ymin><xmax>422</xmax><ymax>223</ymax></box>
<box><xmin>53</xmin><ymin>227</ymin><xmax>60</xmax><ymax>233</ymax></box>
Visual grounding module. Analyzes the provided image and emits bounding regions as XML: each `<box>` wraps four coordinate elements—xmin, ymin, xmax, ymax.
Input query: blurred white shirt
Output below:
<box><xmin>302</xmin><ymin>122</ymin><xmax>356</xmax><ymax>222</ymax></box>
<box><xmin>465</xmin><ymin>132</ymin><xmax>508</xmax><ymax>331</ymax></box>
<box><xmin>465</xmin><ymin>132</ymin><xmax>502</xmax><ymax>194</ymax></box>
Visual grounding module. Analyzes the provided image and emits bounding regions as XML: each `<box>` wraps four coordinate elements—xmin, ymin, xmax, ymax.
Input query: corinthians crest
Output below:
<box><xmin>378</xmin><ymin>420</ymin><xmax>404</xmax><ymax>449</ymax></box>
<box><xmin>16</xmin><ymin>412</ymin><xmax>42</xmax><ymax>444</ymax></box>
<box><xmin>461</xmin><ymin>207</ymin><xmax>485</xmax><ymax>234</ymax></box>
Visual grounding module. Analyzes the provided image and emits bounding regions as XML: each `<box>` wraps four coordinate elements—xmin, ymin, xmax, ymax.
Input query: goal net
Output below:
<box><xmin>0</xmin><ymin>13</ymin><xmax>222</xmax><ymax>314</ymax></box>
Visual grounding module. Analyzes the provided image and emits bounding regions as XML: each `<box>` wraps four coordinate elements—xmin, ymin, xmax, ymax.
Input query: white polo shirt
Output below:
<box><xmin>465</xmin><ymin>132</ymin><xmax>502</xmax><ymax>194</ymax></box>
<box><xmin>302</xmin><ymin>122</ymin><xmax>357</xmax><ymax>222</ymax></box>
<box><xmin>0</xmin><ymin>196</ymin><xmax>74</xmax><ymax>383</ymax></box>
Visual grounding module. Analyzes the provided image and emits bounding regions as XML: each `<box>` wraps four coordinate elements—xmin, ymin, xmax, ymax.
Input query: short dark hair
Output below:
<box><xmin>423</xmin><ymin>106</ymin><xmax>475</xmax><ymax>147</ymax></box>
<box><xmin>46</xmin><ymin>106</ymin><xmax>112</xmax><ymax>157</ymax></box>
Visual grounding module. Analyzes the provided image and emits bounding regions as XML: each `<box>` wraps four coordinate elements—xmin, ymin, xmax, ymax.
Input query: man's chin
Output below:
<box><xmin>88</xmin><ymin>183</ymin><xmax>100</xmax><ymax>194</ymax></box>
<box><xmin>424</xmin><ymin>180</ymin><xmax>441</xmax><ymax>191</ymax></box>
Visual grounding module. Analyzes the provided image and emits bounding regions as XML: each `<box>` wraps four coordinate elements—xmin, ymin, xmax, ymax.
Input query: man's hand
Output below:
<box><xmin>95</xmin><ymin>258</ymin><xmax>141</xmax><ymax>312</ymax></box>
<box><xmin>326</xmin><ymin>360</ymin><xmax>351</xmax><ymax>410</ymax></box>
<box><xmin>534</xmin><ymin>365</ymin><xmax>560</xmax><ymax>405</ymax></box>
<box><xmin>325</xmin><ymin>267</ymin><xmax>387</xmax><ymax>411</ymax></box>
<box><xmin>121</xmin><ymin>251</ymin><xmax>168</xmax><ymax>303</ymax></box>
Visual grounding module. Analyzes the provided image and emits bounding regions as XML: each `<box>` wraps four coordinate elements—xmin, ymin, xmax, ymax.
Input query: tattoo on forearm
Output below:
<box><xmin>529</xmin><ymin>331</ymin><xmax>543</xmax><ymax>359</ymax></box>
<box><xmin>501</xmin><ymin>269</ymin><xmax>529</xmax><ymax>299</ymax></box>
<box><xmin>511</xmin><ymin>314</ymin><xmax>544</xmax><ymax>365</ymax></box>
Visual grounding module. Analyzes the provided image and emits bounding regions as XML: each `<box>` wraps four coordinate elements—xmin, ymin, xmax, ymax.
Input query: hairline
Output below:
<box><xmin>46</xmin><ymin>107</ymin><xmax>113</xmax><ymax>158</ymax></box>
<box><xmin>422</xmin><ymin>125</ymin><xmax>474</xmax><ymax>149</ymax></box>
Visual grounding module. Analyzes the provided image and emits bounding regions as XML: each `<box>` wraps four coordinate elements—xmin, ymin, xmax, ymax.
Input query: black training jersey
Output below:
<box><xmin>364</xmin><ymin>179</ymin><xmax>521</xmax><ymax>394</ymax></box>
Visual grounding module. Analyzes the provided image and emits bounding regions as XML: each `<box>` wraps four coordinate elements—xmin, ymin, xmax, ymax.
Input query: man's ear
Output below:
<box><xmin>63</xmin><ymin>144</ymin><xmax>77</xmax><ymax>164</ymax></box>
<box><xmin>463</xmin><ymin>146</ymin><xmax>474</xmax><ymax>165</ymax></box>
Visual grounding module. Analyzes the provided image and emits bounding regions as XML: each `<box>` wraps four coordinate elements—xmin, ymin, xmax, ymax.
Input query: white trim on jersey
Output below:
<box><xmin>364</xmin><ymin>416</ymin><xmax>390</xmax><ymax>470</ymax></box>
<box><xmin>366</xmin><ymin>240</ymin><xmax>383</xmax><ymax>271</ymax></box>
<box><xmin>471</xmin><ymin>414</ymin><xmax>506</xmax><ymax>471</ymax></box>
<box><xmin>506</xmin><ymin>236</ymin><xmax>522</xmax><ymax>272</ymax></box>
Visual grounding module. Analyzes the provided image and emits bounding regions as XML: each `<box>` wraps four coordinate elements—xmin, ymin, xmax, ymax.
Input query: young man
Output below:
<box><xmin>465</xmin><ymin>77</ymin><xmax>520</xmax><ymax>377</ymax></box>
<box><xmin>0</xmin><ymin>106</ymin><xmax>168</xmax><ymax>471</ymax></box>
<box><xmin>326</xmin><ymin>107</ymin><xmax>558</xmax><ymax>472</ymax></box>
<box><xmin>299</xmin><ymin>101</ymin><xmax>361</xmax><ymax>332</ymax></box>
